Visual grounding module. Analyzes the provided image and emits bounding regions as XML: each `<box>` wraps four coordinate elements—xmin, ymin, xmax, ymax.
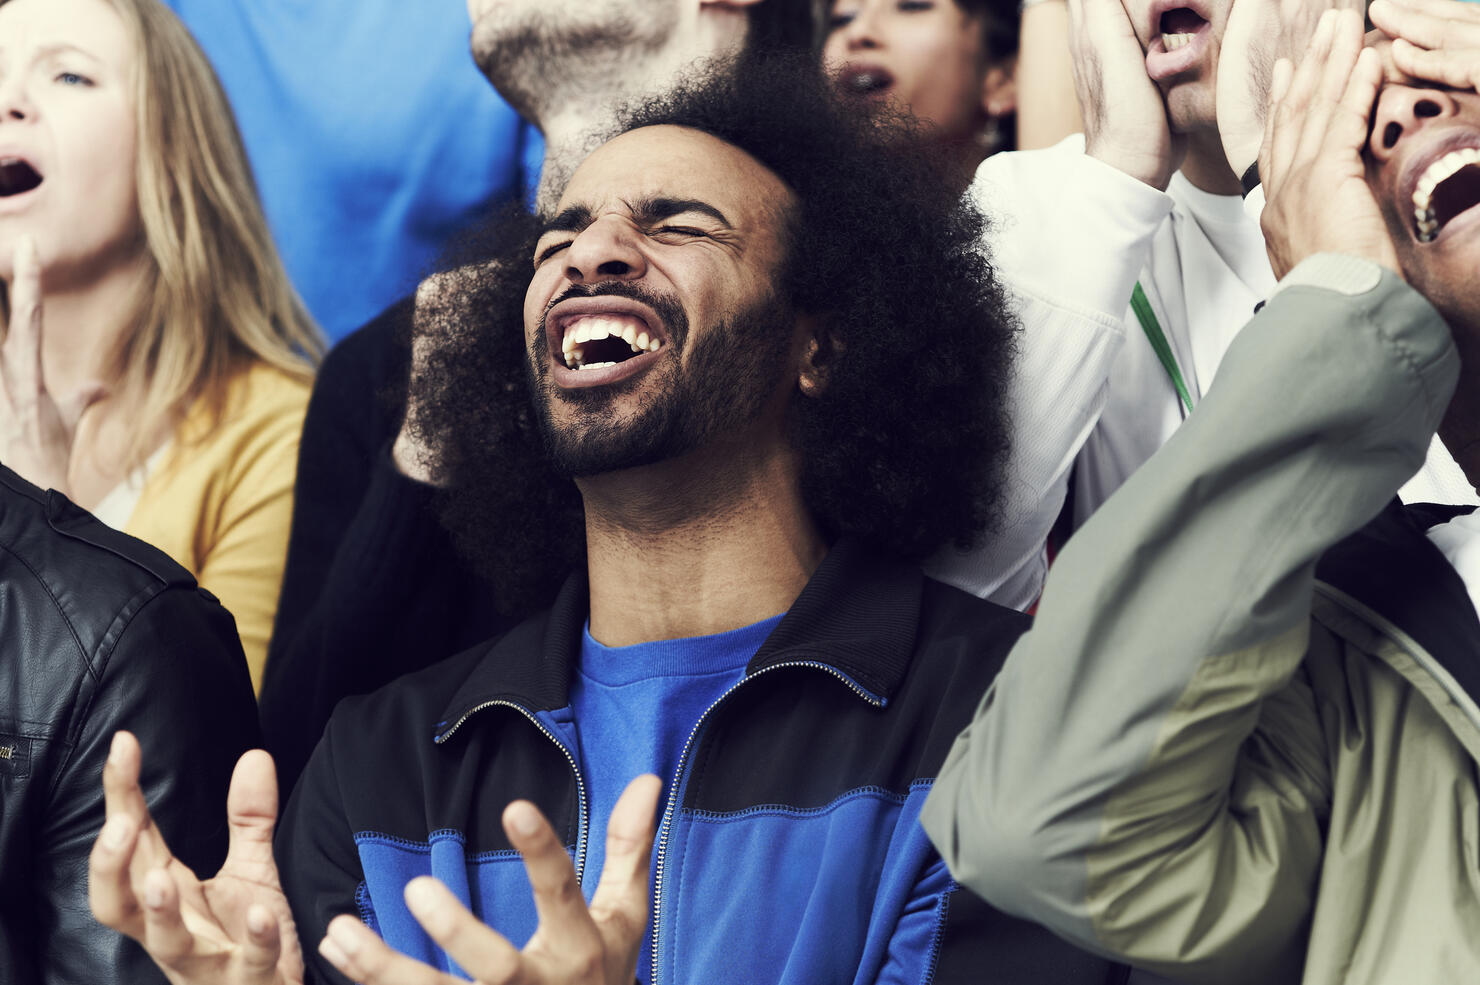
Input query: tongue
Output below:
<box><xmin>1161</xmin><ymin>8</ymin><xmax>1206</xmax><ymax>34</ymax></box>
<box><xmin>0</xmin><ymin>161</ymin><xmax>42</xmax><ymax>198</ymax></box>
<box><xmin>1433</xmin><ymin>163</ymin><xmax>1480</xmax><ymax>233</ymax></box>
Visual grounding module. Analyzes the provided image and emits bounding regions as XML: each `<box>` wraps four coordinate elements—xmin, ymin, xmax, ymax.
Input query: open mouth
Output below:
<box><xmin>0</xmin><ymin>158</ymin><xmax>43</xmax><ymax>198</ymax></box>
<box><xmin>1145</xmin><ymin>4</ymin><xmax>1211</xmax><ymax>80</ymax></box>
<box><xmin>560</xmin><ymin>314</ymin><xmax>664</xmax><ymax>371</ymax></box>
<box><xmin>1412</xmin><ymin>146</ymin><xmax>1480</xmax><ymax>242</ymax></box>
<box><xmin>836</xmin><ymin>64</ymin><xmax>894</xmax><ymax>98</ymax></box>
<box><xmin>1158</xmin><ymin>8</ymin><xmax>1208</xmax><ymax>52</ymax></box>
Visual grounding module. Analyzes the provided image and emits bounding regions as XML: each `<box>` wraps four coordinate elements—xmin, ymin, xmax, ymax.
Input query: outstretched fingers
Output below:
<box><xmin>222</xmin><ymin>749</ymin><xmax>282</xmax><ymax>877</ymax></box>
<box><xmin>241</xmin><ymin>904</ymin><xmax>289</xmax><ymax>981</ymax></box>
<box><xmin>89</xmin><ymin>809</ymin><xmax>145</xmax><ymax>937</ymax></box>
<box><xmin>588</xmin><ymin>774</ymin><xmax>662</xmax><ymax>957</ymax></box>
<box><xmin>504</xmin><ymin>799</ymin><xmax>604</xmax><ymax>957</ymax></box>
<box><xmin>319</xmin><ymin>913</ymin><xmax>470</xmax><ymax>985</ymax></box>
<box><xmin>408</xmin><ymin>878</ymin><xmax>524</xmax><ymax>982</ymax></box>
<box><xmin>98</xmin><ymin>732</ymin><xmax>173</xmax><ymax>875</ymax></box>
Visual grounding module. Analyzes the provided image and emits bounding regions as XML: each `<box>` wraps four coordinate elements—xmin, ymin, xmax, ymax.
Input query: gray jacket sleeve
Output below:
<box><xmin>921</xmin><ymin>257</ymin><xmax>1458</xmax><ymax>983</ymax></box>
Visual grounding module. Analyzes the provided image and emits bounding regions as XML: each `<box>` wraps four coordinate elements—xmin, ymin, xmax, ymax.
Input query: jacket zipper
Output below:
<box><xmin>649</xmin><ymin>659</ymin><xmax>884</xmax><ymax>985</ymax></box>
<box><xmin>435</xmin><ymin>699</ymin><xmax>591</xmax><ymax>883</ymax></box>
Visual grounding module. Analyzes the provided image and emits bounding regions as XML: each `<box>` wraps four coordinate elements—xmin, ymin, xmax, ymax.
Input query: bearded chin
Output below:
<box><xmin>535</xmin><ymin>374</ymin><xmax>694</xmax><ymax>478</ymax></box>
<box><xmin>531</xmin><ymin>295</ymin><xmax>798</xmax><ymax>479</ymax></box>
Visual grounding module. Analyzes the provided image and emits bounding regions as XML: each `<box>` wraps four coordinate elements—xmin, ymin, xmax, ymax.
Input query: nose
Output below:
<box><xmin>1368</xmin><ymin>85</ymin><xmax>1459</xmax><ymax>164</ymax></box>
<box><xmin>0</xmin><ymin>75</ymin><xmax>33</xmax><ymax>123</ymax></box>
<box><xmin>839</xmin><ymin>4</ymin><xmax>883</xmax><ymax>51</ymax></box>
<box><xmin>563</xmin><ymin>214</ymin><xmax>647</xmax><ymax>284</ymax></box>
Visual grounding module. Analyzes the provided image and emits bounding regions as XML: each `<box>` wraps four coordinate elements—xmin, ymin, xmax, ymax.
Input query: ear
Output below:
<box><xmin>797</xmin><ymin>317</ymin><xmax>843</xmax><ymax>399</ymax></box>
<box><xmin>980</xmin><ymin>59</ymin><xmax>1018</xmax><ymax>119</ymax></box>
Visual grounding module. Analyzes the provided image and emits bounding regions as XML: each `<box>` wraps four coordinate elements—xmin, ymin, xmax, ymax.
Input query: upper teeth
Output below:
<box><xmin>1412</xmin><ymin>146</ymin><xmax>1480</xmax><ymax>242</ymax></box>
<box><xmin>1163</xmin><ymin>32</ymin><xmax>1195</xmax><ymax>51</ymax></box>
<box><xmin>560</xmin><ymin>315</ymin><xmax>662</xmax><ymax>370</ymax></box>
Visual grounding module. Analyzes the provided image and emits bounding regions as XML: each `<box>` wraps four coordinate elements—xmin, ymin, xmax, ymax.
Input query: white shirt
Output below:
<box><xmin>1427</xmin><ymin>512</ymin><xmax>1480</xmax><ymax>617</ymax></box>
<box><xmin>926</xmin><ymin>137</ymin><xmax>1478</xmax><ymax>609</ymax></box>
<box><xmin>90</xmin><ymin>444</ymin><xmax>170</xmax><ymax>531</ymax></box>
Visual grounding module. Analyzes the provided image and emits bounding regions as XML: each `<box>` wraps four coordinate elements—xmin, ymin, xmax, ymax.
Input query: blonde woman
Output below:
<box><xmin>0</xmin><ymin>0</ymin><xmax>323</xmax><ymax>689</ymax></box>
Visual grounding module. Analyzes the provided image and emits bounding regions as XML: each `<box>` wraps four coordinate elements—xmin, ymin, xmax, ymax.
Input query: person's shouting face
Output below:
<box><xmin>1366</xmin><ymin>82</ymin><xmax>1480</xmax><ymax>331</ymax></box>
<box><xmin>523</xmin><ymin>124</ymin><xmax>808</xmax><ymax>477</ymax></box>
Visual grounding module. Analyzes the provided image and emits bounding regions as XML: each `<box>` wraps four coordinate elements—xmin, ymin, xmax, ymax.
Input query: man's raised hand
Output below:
<box><xmin>317</xmin><ymin>775</ymin><xmax>663</xmax><ymax>985</ymax></box>
<box><xmin>1259</xmin><ymin>9</ymin><xmax>1398</xmax><ymax>278</ymax></box>
<box><xmin>1372</xmin><ymin>0</ymin><xmax>1480</xmax><ymax>92</ymax></box>
<box><xmin>1216</xmin><ymin>0</ymin><xmax>1360</xmax><ymax>179</ymax></box>
<box><xmin>88</xmin><ymin>732</ymin><xmax>304</xmax><ymax>985</ymax></box>
<box><xmin>1070</xmin><ymin>0</ymin><xmax>1187</xmax><ymax>189</ymax></box>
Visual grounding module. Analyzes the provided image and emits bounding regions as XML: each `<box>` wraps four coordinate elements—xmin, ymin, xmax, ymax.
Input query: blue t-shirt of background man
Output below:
<box><xmin>162</xmin><ymin>1</ymin><xmax>541</xmax><ymax>341</ymax></box>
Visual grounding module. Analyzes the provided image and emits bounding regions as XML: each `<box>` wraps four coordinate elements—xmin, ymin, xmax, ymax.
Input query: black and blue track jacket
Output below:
<box><xmin>276</xmin><ymin>539</ymin><xmax>1126</xmax><ymax>984</ymax></box>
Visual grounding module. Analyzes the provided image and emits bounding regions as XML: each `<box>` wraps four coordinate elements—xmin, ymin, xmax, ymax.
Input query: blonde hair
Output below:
<box><xmin>0</xmin><ymin>0</ymin><xmax>324</xmax><ymax>468</ymax></box>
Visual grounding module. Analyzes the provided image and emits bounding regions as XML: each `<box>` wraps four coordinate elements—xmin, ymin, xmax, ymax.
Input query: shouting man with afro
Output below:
<box><xmin>86</xmin><ymin>57</ymin><xmax>1122</xmax><ymax>985</ymax></box>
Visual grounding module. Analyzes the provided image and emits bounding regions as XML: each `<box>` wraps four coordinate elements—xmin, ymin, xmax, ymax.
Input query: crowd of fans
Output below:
<box><xmin>2</xmin><ymin>0</ymin><xmax>1480</xmax><ymax>982</ymax></box>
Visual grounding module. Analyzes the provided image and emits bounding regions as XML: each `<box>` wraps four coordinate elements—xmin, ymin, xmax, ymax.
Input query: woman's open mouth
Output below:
<box><xmin>0</xmin><ymin>158</ymin><xmax>43</xmax><ymax>198</ymax></box>
<box><xmin>836</xmin><ymin>64</ymin><xmax>895</xmax><ymax>100</ymax></box>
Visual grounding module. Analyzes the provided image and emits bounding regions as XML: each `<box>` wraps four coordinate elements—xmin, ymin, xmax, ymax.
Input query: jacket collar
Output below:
<box><xmin>436</xmin><ymin>539</ymin><xmax>925</xmax><ymax>737</ymax></box>
<box><xmin>1316</xmin><ymin>499</ymin><xmax>1480</xmax><ymax>707</ymax></box>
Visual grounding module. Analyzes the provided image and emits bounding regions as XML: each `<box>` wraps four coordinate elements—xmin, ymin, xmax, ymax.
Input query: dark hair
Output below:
<box><xmin>954</xmin><ymin>0</ymin><xmax>1020</xmax><ymax>65</ymax></box>
<box><xmin>954</xmin><ymin>0</ymin><xmax>1020</xmax><ymax>152</ymax></box>
<box><xmin>746</xmin><ymin>0</ymin><xmax>821</xmax><ymax>54</ymax></box>
<box><xmin>409</xmin><ymin>52</ymin><xmax>1016</xmax><ymax>618</ymax></box>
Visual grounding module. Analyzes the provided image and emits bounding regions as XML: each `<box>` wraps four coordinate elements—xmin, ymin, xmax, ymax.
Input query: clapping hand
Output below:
<box><xmin>316</xmin><ymin>775</ymin><xmax>663</xmax><ymax>985</ymax></box>
<box><xmin>1</xmin><ymin>236</ymin><xmax>104</xmax><ymax>493</ymax></box>
<box><xmin>88</xmin><ymin>732</ymin><xmax>304</xmax><ymax>985</ymax></box>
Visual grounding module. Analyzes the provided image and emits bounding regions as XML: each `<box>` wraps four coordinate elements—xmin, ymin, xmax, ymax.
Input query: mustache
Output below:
<box><xmin>541</xmin><ymin>282</ymin><xmax>689</xmax><ymax>349</ymax></box>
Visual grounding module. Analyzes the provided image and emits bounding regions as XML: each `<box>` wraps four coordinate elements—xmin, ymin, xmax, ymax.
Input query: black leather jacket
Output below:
<box><xmin>0</xmin><ymin>466</ymin><xmax>260</xmax><ymax>984</ymax></box>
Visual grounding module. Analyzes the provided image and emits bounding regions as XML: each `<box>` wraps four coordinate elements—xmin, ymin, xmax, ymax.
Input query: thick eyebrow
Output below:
<box><xmin>538</xmin><ymin>204</ymin><xmax>595</xmax><ymax>238</ymax></box>
<box><xmin>629</xmin><ymin>196</ymin><xmax>734</xmax><ymax>229</ymax></box>
<box><xmin>536</xmin><ymin>196</ymin><xmax>735</xmax><ymax>242</ymax></box>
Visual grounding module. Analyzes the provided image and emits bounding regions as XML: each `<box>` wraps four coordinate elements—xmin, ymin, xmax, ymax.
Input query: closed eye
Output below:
<box><xmin>534</xmin><ymin>240</ymin><xmax>572</xmax><ymax>265</ymax></box>
<box><xmin>654</xmin><ymin>225</ymin><xmax>707</xmax><ymax>239</ymax></box>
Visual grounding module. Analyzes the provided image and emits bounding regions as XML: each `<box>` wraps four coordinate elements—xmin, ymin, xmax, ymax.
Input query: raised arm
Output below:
<box><xmin>922</xmin><ymin>13</ymin><xmax>1458</xmax><ymax>982</ymax></box>
<box><xmin>925</xmin><ymin>0</ymin><xmax>1185</xmax><ymax>607</ymax></box>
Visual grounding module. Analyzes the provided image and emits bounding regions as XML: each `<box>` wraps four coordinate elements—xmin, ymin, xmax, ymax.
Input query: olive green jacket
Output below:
<box><xmin>922</xmin><ymin>256</ymin><xmax>1480</xmax><ymax>985</ymax></box>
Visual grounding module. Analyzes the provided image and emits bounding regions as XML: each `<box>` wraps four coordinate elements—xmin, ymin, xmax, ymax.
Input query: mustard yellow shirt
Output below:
<box><xmin>124</xmin><ymin>363</ymin><xmax>311</xmax><ymax>691</ymax></box>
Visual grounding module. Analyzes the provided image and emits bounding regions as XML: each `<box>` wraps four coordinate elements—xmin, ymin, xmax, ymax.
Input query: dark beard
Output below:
<box><xmin>529</xmin><ymin>282</ymin><xmax>796</xmax><ymax>477</ymax></box>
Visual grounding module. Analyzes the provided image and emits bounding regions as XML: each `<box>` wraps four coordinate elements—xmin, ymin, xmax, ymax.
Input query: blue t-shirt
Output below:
<box><xmin>162</xmin><ymin>1</ymin><xmax>541</xmax><ymax>340</ymax></box>
<box><xmin>570</xmin><ymin>613</ymin><xmax>783</xmax><ymax>982</ymax></box>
